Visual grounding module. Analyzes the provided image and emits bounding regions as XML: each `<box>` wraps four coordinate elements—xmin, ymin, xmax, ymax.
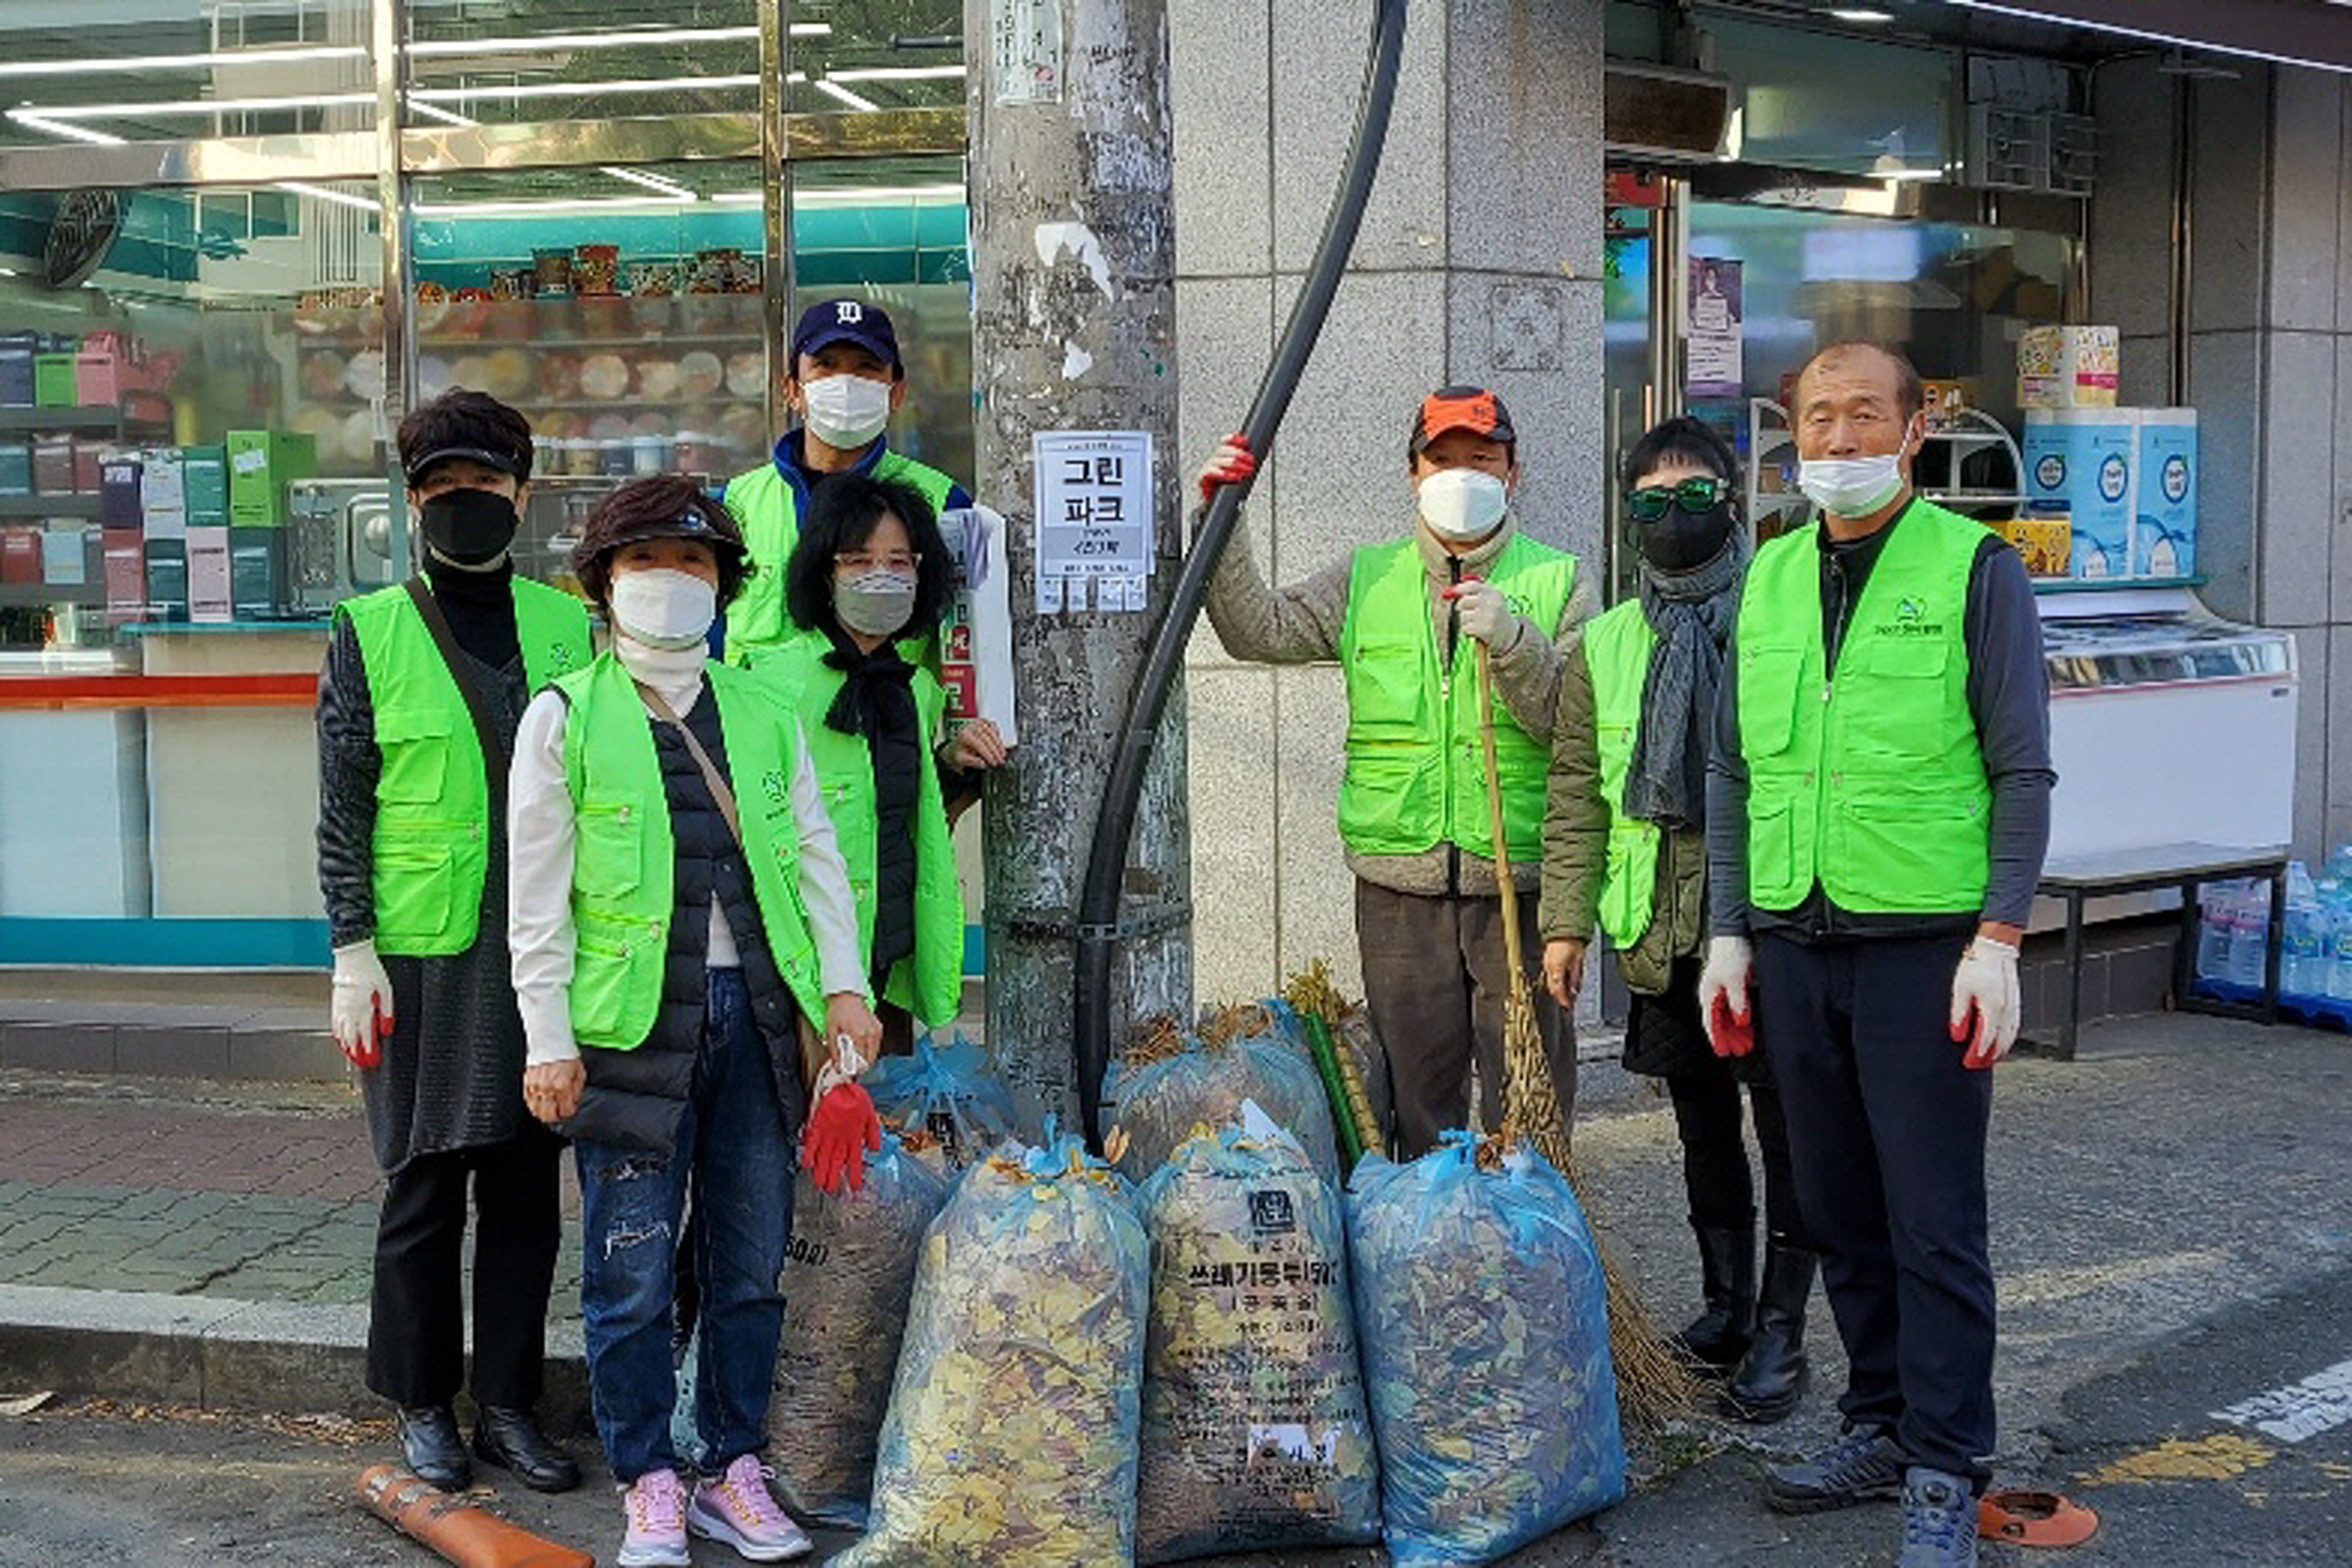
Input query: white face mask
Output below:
<box><xmin>1416</xmin><ymin>466</ymin><xmax>1510</xmax><ymax>543</ymax></box>
<box><xmin>1797</xmin><ymin>451</ymin><xmax>1908</xmax><ymax>519</ymax></box>
<box><xmin>802</xmin><ymin>373</ymin><xmax>893</xmax><ymax>448</ymax></box>
<box><xmin>610</xmin><ymin>567</ymin><xmax>716</xmax><ymax>651</ymax></box>
<box><xmin>834</xmin><ymin>568</ymin><xmax>920</xmax><ymax>639</ymax></box>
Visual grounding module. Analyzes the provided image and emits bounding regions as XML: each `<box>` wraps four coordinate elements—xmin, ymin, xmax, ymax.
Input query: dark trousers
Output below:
<box><xmin>1666</xmin><ymin>1061</ymin><xmax>1805</xmax><ymax>1244</ymax></box>
<box><xmin>1355</xmin><ymin>878</ymin><xmax>1577</xmax><ymax>1160</ymax></box>
<box><xmin>366</xmin><ymin>1125</ymin><xmax>563</xmax><ymax>1411</ymax></box>
<box><xmin>1755</xmin><ymin>929</ymin><xmax>1994</xmax><ymax>1486</ymax></box>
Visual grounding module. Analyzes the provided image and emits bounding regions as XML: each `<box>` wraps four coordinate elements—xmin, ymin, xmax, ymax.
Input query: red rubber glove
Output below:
<box><xmin>1196</xmin><ymin>432</ymin><xmax>1255</xmax><ymax>506</ymax></box>
<box><xmin>1709</xmin><ymin>993</ymin><xmax>1755</xmax><ymax>1058</ymax></box>
<box><xmin>804</xmin><ymin>1080</ymin><xmax>883</xmax><ymax>1196</ymax></box>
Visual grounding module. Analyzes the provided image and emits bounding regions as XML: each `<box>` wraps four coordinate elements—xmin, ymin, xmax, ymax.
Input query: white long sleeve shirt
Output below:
<box><xmin>508</xmin><ymin>636</ymin><xmax>868</xmax><ymax>1067</ymax></box>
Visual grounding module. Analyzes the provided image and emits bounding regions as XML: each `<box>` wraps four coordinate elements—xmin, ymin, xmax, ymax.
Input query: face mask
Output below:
<box><xmin>417</xmin><ymin>487</ymin><xmax>517</xmax><ymax>565</ymax></box>
<box><xmin>610</xmin><ymin>567</ymin><xmax>716</xmax><ymax>651</ymax></box>
<box><xmin>1416</xmin><ymin>466</ymin><xmax>1510</xmax><ymax>543</ymax></box>
<box><xmin>1638</xmin><ymin>502</ymin><xmax>1737</xmax><ymax>572</ymax></box>
<box><xmin>834</xmin><ymin>568</ymin><xmax>919</xmax><ymax>639</ymax></box>
<box><xmin>1797</xmin><ymin>450</ymin><xmax>1907</xmax><ymax>519</ymax></box>
<box><xmin>802</xmin><ymin>373</ymin><xmax>893</xmax><ymax>448</ymax></box>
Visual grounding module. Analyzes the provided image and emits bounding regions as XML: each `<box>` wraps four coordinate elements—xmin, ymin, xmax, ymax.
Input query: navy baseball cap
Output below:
<box><xmin>791</xmin><ymin>298</ymin><xmax>901</xmax><ymax>371</ymax></box>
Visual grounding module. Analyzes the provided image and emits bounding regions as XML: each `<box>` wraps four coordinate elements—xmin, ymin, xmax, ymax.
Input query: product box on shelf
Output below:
<box><xmin>2132</xmin><ymin>410</ymin><xmax>2198</xmax><ymax>578</ymax></box>
<box><xmin>140</xmin><ymin>448</ymin><xmax>187</xmax><ymax>540</ymax></box>
<box><xmin>227</xmin><ymin>525</ymin><xmax>286</xmax><ymax>618</ymax></box>
<box><xmin>0</xmin><ymin>333</ymin><xmax>37</xmax><ymax>407</ymax></box>
<box><xmin>2024</xmin><ymin>410</ymin><xmax>2136</xmax><ymax>579</ymax></box>
<box><xmin>74</xmin><ymin>349</ymin><xmax>121</xmax><ymax>408</ymax></box>
<box><xmin>99</xmin><ymin>458</ymin><xmax>141</xmax><ymax>528</ymax></box>
<box><xmin>41</xmin><ymin>524</ymin><xmax>88</xmax><ymax>586</ymax></box>
<box><xmin>30</xmin><ymin>436</ymin><xmax>74</xmax><ymax>495</ymax></box>
<box><xmin>182</xmin><ymin>444</ymin><xmax>229</xmax><ymax>526</ymax></box>
<box><xmin>72</xmin><ymin>440</ymin><xmax>106</xmax><ymax>494</ymax></box>
<box><xmin>185</xmin><ymin>524</ymin><xmax>232</xmax><ymax>622</ymax></box>
<box><xmin>2018</xmin><ymin>325</ymin><xmax>2120</xmax><ymax>409</ymax></box>
<box><xmin>102</xmin><ymin>528</ymin><xmax>143</xmax><ymax>622</ymax></box>
<box><xmin>1921</xmin><ymin>379</ymin><xmax>1972</xmax><ymax>431</ymax></box>
<box><xmin>142</xmin><ymin>538</ymin><xmax>188</xmax><ymax>620</ymax></box>
<box><xmin>1994</xmin><ymin>513</ymin><xmax>2072</xmax><ymax>577</ymax></box>
<box><xmin>0</xmin><ymin>525</ymin><xmax>39</xmax><ymax>583</ymax></box>
<box><xmin>0</xmin><ymin>440</ymin><xmax>30</xmax><ymax>496</ymax></box>
<box><xmin>32</xmin><ymin>352</ymin><xmax>78</xmax><ymax>409</ymax></box>
<box><xmin>225</xmin><ymin>430</ymin><xmax>316</xmax><ymax>525</ymax></box>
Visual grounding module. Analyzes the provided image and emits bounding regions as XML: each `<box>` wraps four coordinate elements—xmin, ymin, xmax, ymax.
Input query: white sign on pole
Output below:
<box><xmin>1033</xmin><ymin>429</ymin><xmax>1154</xmax><ymax>613</ymax></box>
<box><xmin>989</xmin><ymin>0</ymin><xmax>1063</xmax><ymax>107</ymax></box>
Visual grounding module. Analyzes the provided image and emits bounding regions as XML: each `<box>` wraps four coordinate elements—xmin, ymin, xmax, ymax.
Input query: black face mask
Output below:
<box><xmin>1636</xmin><ymin>501</ymin><xmax>1736</xmax><ymax>573</ymax></box>
<box><xmin>418</xmin><ymin>487</ymin><xmax>519</xmax><ymax>565</ymax></box>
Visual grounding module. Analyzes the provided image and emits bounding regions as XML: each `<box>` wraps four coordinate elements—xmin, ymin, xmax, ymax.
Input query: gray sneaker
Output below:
<box><xmin>1764</xmin><ymin>1425</ymin><xmax>1905</xmax><ymax>1513</ymax></box>
<box><xmin>1897</xmin><ymin>1466</ymin><xmax>1980</xmax><ymax>1568</ymax></box>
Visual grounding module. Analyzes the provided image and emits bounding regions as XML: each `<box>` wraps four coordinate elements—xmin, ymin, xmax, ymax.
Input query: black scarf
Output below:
<box><xmin>821</xmin><ymin>624</ymin><xmax>918</xmax><ymax>741</ymax></box>
<box><xmin>1622</xmin><ymin>537</ymin><xmax>1745</xmax><ymax>827</ymax></box>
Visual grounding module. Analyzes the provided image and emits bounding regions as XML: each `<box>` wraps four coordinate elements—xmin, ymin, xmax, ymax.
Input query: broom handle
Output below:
<box><xmin>1474</xmin><ymin>640</ymin><xmax>1527</xmax><ymax>976</ymax></box>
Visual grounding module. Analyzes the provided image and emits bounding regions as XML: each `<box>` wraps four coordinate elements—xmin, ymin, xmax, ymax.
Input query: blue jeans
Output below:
<box><xmin>576</xmin><ymin>968</ymin><xmax>795</xmax><ymax>1484</ymax></box>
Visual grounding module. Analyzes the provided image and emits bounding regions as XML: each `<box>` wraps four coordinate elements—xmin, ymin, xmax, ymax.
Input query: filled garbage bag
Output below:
<box><xmin>1103</xmin><ymin>1027</ymin><xmax>1340</xmax><ymax>1190</ymax></box>
<box><xmin>767</xmin><ymin>1130</ymin><xmax>954</xmax><ymax>1529</ymax></box>
<box><xmin>1133</xmin><ymin>1119</ymin><xmax>1380</xmax><ymax>1564</ymax></box>
<box><xmin>862</xmin><ymin>1034</ymin><xmax>1021</xmax><ymax>1171</ymax></box>
<box><xmin>1347</xmin><ymin>1132</ymin><xmax>1626</xmax><ymax>1567</ymax></box>
<box><xmin>837</xmin><ymin>1135</ymin><xmax>1149</xmax><ymax>1567</ymax></box>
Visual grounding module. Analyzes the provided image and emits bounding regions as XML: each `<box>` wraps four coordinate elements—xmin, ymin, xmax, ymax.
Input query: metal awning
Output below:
<box><xmin>1942</xmin><ymin>0</ymin><xmax>2352</xmax><ymax>74</ymax></box>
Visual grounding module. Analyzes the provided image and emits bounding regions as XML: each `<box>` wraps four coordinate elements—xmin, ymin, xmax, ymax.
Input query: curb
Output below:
<box><xmin>0</xmin><ymin>1285</ymin><xmax>591</xmax><ymax>1434</ymax></box>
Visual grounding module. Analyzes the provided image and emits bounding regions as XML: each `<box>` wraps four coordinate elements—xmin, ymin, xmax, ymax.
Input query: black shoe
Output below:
<box><xmin>1722</xmin><ymin>1239</ymin><xmax>1816</xmax><ymax>1424</ymax></box>
<box><xmin>396</xmin><ymin>1404</ymin><xmax>471</xmax><ymax>1491</ymax></box>
<box><xmin>472</xmin><ymin>1404</ymin><xmax>582</xmax><ymax>1494</ymax></box>
<box><xmin>1672</xmin><ymin>1223</ymin><xmax>1756</xmax><ymax>1373</ymax></box>
<box><xmin>1764</xmin><ymin>1425</ymin><xmax>1905</xmax><ymax>1514</ymax></box>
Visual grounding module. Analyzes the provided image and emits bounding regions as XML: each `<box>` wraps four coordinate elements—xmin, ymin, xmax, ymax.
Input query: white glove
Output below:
<box><xmin>1449</xmin><ymin>577</ymin><xmax>1525</xmax><ymax>649</ymax></box>
<box><xmin>330</xmin><ymin>939</ymin><xmax>393</xmax><ymax>1068</ymax></box>
<box><xmin>1697</xmin><ymin>935</ymin><xmax>1755</xmax><ymax>1057</ymax></box>
<box><xmin>1950</xmin><ymin>935</ymin><xmax>2021</xmax><ymax>1067</ymax></box>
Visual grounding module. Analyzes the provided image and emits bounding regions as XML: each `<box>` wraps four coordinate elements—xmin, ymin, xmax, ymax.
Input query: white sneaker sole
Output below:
<box><xmin>686</xmin><ymin>1497</ymin><xmax>813</xmax><ymax>1563</ymax></box>
<box><xmin>614</xmin><ymin>1541</ymin><xmax>690</xmax><ymax>1568</ymax></box>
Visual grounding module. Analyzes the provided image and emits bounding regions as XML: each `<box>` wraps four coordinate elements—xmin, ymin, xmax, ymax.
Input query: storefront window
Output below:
<box><xmin>785</xmin><ymin>0</ymin><xmax>963</xmax><ymax>117</ymax></box>
<box><xmin>405</xmin><ymin>1</ymin><xmax>760</xmax><ymax>126</ymax></box>
<box><xmin>1700</xmin><ymin>10</ymin><xmax>1955</xmax><ymax>180</ymax></box>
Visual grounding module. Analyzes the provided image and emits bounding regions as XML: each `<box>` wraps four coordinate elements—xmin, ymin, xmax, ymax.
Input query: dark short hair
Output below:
<box><xmin>786</xmin><ymin>473</ymin><xmax>956</xmax><ymax>638</ymax></box>
<box><xmin>572</xmin><ymin>474</ymin><xmax>751</xmax><ymax>612</ymax></box>
<box><xmin>396</xmin><ymin>388</ymin><xmax>534</xmax><ymax>485</ymax></box>
<box><xmin>1800</xmin><ymin>341</ymin><xmax>1925</xmax><ymax>422</ymax></box>
<box><xmin>1621</xmin><ymin>416</ymin><xmax>1740</xmax><ymax>491</ymax></box>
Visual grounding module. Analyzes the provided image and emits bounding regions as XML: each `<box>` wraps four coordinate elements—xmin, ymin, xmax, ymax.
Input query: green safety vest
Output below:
<box><xmin>553</xmin><ymin>654</ymin><xmax>825</xmax><ymax>1050</ymax></box>
<box><xmin>1584</xmin><ymin>601</ymin><xmax>1664</xmax><ymax>948</ymax></box>
<box><xmin>747</xmin><ymin>638</ymin><xmax>964</xmax><ymax>1029</ymax></box>
<box><xmin>1335</xmin><ymin>533</ymin><xmax>1579</xmax><ymax>863</ymax></box>
<box><xmin>719</xmin><ymin>449</ymin><xmax>959</xmax><ymax>664</ymax></box>
<box><xmin>339</xmin><ymin>577</ymin><xmax>590</xmax><ymax>956</ymax></box>
<box><xmin>1735</xmin><ymin>501</ymin><xmax>1991</xmax><ymax>913</ymax></box>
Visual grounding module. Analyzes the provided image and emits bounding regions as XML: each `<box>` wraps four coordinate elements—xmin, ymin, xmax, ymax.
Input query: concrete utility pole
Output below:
<box><xmin>965</xmin><ymin>0</ymin><xmax>1189</xmax><ymax>1130</ymax></box>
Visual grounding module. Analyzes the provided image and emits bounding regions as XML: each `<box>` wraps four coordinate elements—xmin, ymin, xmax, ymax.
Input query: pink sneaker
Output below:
<box><xmin>688</xmin><ymin>1452</ymin><xmax>813</xmax><ymax>1562</ymax></box>
<box><xmin>616</xmin><ymin>1468</ymin><xmax>690</xmax><ymax>1568</ymax></box>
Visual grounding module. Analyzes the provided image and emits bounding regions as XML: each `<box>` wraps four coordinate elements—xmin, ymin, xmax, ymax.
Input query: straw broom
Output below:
<box><xmin>1476</xmin><ymin>641</ymin><xmax>1696</xmax><ymax>1430</ymax></box>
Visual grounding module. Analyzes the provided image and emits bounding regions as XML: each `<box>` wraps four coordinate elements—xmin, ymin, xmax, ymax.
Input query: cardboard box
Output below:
<box><xmin>0</xmin><ymin>525</ymin><xmax>37</xmax><ymax>583</ymax></box>
<box><xmin>185</xmin><ymin>524</ymin><xmax>232</xmax><ymax>623</ymax></box>
<box><xmin>142</xmin><ymin>538</ymin><xmax>188</xmax><ymax>620</ymax></box>
<box><xmin>72</xmin><ymin>440</ymin><xmax>104</xmax><ymax>494</ymax></box>
<box><xmin>140</xmin><ymin>448</ymin><xmax>187</xmax><ymax>540</ymax></box>
<box><xmin>99</xmin><ymin>458</ymin><xmax>141</xmax><ymax>528</ymax></box>
<box><xmin>224</xmin><ymin>430</ymin><xmax>316</xmax><ymax>525</ymax></box>
<box><xmin>1994</xmin><ymin>514</ymin><xmax>2071</xmax><ymax>577</ymax></box>
<box><xmin>228</xmin><ymin>525</ymin><xmax>286</xmax><ymax>618</ymax></box>
<box><xmin>2018</xmin><ymin>325</ymin><xmax>2120</xmax><ymax>408</ymax></box>
<box><xmin>32</xmin><ymin>352</ymin><xmax>78</xmax><ymax>409</ymax></box>
<box><xmin>0</xmin><ymin>338</ymin><xmax>35</xmax><ymax>407</ymax></box>
<box><xmin>30</xmin><ymin>436</ymin><xmax>74</xmax><ymax>495</ymax></box>
<box><xmin>102</xmin><ymin>528</ymin><xmax>143</xmax><ymax>624</ymax></box>
<box><xmin>2025</xmin><ymin>410</ymin><xmax>2136</xmax><ymax>579</ymax></box>
<box><xmin>0</xmin><ymin>441</ymin><xmax>30</xmax><ymax>497</ymax></box>
<box><xmin>2133</xmin><ymin>410</ymin><xmax>2198</xmax><ymax>578</ymax></box>
<box><xmin>41</xmin><ymin>524</ymin><xmax>88</xmax><ymax>586</ymax></box>
<box><xmin>74</xmin><ymin>350</ymin><xmax>121</xmax><ymax>408</ymax></box>
<box><xmin>181</xmin><ymin>444</ymin><xmax>228</xmax><ymax>526</ymax></box>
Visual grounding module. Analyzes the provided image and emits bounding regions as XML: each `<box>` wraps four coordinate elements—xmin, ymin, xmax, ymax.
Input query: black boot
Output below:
<box><xmin>395</xmin><ymin>1404</ymin><xmax>471</xmax><ymax>1491</ymax></box>
<box><xmin>1723</xmin><ymin>1238</ymin><xmax>1815</xmax><ymax>1423</ymax></box>
<box><xmin>473</xmin><ymin>1404</ymin><xmax>581</xmax><ymax>1494</ymax></box>
<box><xmin>1673</xmin><ymin>1224</ymin><xmax>1755</xmax><ymax>1373</ymax></box>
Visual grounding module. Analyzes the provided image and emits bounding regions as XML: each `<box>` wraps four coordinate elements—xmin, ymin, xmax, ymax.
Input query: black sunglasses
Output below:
<box><xmin>1625</xmin><ymin>476</ymin><xmax>1731</xmax><ymax>521</ymax></box>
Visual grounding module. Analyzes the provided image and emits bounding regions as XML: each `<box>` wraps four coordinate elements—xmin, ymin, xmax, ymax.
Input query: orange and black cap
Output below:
<box><xmin>1410</xmin><ymin>385</ymin><xmax>1516</xmax><ymax>455</ymax></box>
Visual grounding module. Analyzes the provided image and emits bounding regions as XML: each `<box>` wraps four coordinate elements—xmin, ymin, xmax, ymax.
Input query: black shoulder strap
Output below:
<box><xmin>402</xmin><ymin>574</ymin><xmax>510</xmax><ymax>815</ymax></box>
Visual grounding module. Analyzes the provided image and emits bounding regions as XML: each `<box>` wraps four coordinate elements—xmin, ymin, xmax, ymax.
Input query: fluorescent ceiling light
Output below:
<box><xmin>14</xmin><ymin>92</ymin><xmax>371</xmax><ymax>121</ymax></box>
<box><xmin>7</xmin><ymin>111</ymin><xmax>125</xmax><ymax>144</ymax></box>
<box><xmin>1827</xmin><ymin>7</ymin><xmax>1896</xmax><ymax>21</ymax></box>
<box><xmin>410</xmin><ymin>194</ymin><xmax>720</xmax><ymax>217</ymax></box>
<box><xmin>412</xmin><ymin>74</ymin><xmax>759</xmax><ymax>103</ymax></box>
<box><xmin>827</xmin><ymin>65</ymin><xmax>966</xmax><ymax>82</ymax></box>
<box><xmin>811</xmin><ymin>78</ymin><xmax>881</xmax><ymax>112</ymax></box>
<box><xmin>0</xmin><ymin>44</ymin><xmax>366</xmax><ymax>78</ymax></box>
<box><xmin>277</xmin><ymin>180</ymin><xmax>378</xmax><ymax>212</ymax></box>
<box><xmin>1944</xmin><ymin>0</ymin><xmax>2352</xmax><ymax>75</ymax></box>
<box><xmin>600</xmin><ymin>167</ymin><xmax>699</xmax><ymax>199</ymax></box>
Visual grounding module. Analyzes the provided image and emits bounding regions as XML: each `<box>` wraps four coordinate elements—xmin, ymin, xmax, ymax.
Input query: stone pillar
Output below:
<box><xmin>1172</xmin><ymin>0</ymin><xmax>1607</xmax><ymax>1002</ymax></box>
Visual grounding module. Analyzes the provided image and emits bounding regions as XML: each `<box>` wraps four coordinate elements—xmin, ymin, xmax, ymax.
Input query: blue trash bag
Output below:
<box><xmin>862</xmin><ymin>1033</ymin><xmax>1021</xmax><ymax>1170</ymax></box>
<box><xmin>766</xmin><ymin>1130</ymin><xmax>955</xmax><ymax>1530</ymax></box>
<box><xmin>1134</xmin><ymin>1120</ymin><xmax>1381</xmax><ymax>1564</ymax></box>
<box><xmin>1103</xmin><ymin>1027</ymin><xmax>1341</xmax><ymax>1191</ymax></box>
<box><xmin>837</xmin><ymin>1131</ymin><xmax>1150</xmax><ymax>1567</ymax></box>
<box><xmin>1347</xmin><ymin>1132</ymin><xmax>1627</xmax><ymax>1567</ymax></box>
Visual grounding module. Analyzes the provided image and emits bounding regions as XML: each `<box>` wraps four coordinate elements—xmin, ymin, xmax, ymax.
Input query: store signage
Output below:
<box><xmin>1686</xmin><ymin>257</ymin><xmax>1743</xmax><ymax>399</ymax></box>
<box><xmin>990</xmin><ymin>0</ymin><xmax>1064</xmax><ymax>107</ymax></box>
<box><xmin>1033</xmin><ymin>429</ymin><xmax>1153</xmax><ymax>614</ymax></box>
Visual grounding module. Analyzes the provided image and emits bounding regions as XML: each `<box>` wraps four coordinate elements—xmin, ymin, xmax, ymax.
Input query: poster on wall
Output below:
<box><xmin>1686</xmin><ymin>258</ymin><xmax>1744</xmax><ymax>398</ymax></box>
<box><xmin>1033</xmin><ymin>428</ymin><xmax>1153</xmax><ymax>615</ymax></box>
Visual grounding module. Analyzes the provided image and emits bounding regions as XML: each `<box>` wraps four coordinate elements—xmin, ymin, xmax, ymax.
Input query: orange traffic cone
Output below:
<box><xmin>354</xmin><ymin>1464</ymin><xmax>594</xmax><ymax>1568</ymax></box>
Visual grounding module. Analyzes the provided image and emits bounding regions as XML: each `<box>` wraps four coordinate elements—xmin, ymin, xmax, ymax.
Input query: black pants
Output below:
<box><xmin>1755</xmin><ymin>929</ymin><xmax>1994</xmax><ymax>1486</ymax></box>
<box><xmin>1355</xmin><ymin>878</ymin><xmax>1577</xmax><ymax>1160</ymax></box>
<box><xmin>1666</xmin><ymin>1061</ymin><xmax>1805</xmax><ymax>1243</ymax></box>
<box><xmin>367</xmin><ymin>1126</ymin><xmax>564</xmax><ymax>1411</ymax></box>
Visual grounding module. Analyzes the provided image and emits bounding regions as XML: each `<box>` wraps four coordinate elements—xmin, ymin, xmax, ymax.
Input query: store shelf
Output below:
<box><xmin>0</xmin><ymin>405</ymin><xmax>172</xmax><ymax>434</ymax></box>
<box><xmin>0</xmin><ymin>581</ymin><xmax>102</xmax><ymax>608</ymax></box>
<box><xmin>1922</xmin><ymin>489</ymin><xmax>2030</xmax><ymax>507</ymax></box>
<box><xmin>0</xmin><ymin>495</ymin><xmax>103</xmax><ymax>518</ymax></box>
<box><xmin>2034</xmin><ymin>574</ymin><xmax>2207</xmax><ymax>596</ymax></box>
<box><xmin>416</xmin><ymin>333</ymin><xmax>760</xmax><ymax>351</ymax></box>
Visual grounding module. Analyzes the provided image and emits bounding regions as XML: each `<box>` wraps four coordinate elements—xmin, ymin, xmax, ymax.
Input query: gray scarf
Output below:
<box><xmin>1622</xmin><ymin>536</ymin><xmax>1746</xmax><ymax>827</ymax></box>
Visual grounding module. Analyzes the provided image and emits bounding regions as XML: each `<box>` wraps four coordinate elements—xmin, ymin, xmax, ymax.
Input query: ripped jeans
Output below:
<box><xmin>575</xmin><ymin>968</ymin><xmax>794</xmax><ymax>1484</ymax></box>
